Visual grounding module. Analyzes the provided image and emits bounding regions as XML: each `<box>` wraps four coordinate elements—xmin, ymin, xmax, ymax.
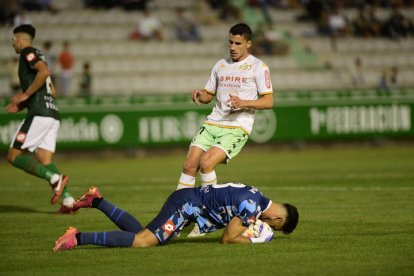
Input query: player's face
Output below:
<box><xmin>12</xmin><ymin>34</ymin><xmax>22</xmax><ymax>53</ymax></box>
<box><xmin>228</xmin><ymin>34</ymin><xmax>251</xmax><ymax>62</ymax></box>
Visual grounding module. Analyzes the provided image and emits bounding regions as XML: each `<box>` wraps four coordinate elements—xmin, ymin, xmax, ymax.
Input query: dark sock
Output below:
<box><xmin>77</xmin><ymin>231</ymin><xmax>135</xmax><ymax>247</ymax></box>
<box><xmin>95</xmin><ymin>198</ymin><xmax>143</xmax><ymax>233</ymax></box>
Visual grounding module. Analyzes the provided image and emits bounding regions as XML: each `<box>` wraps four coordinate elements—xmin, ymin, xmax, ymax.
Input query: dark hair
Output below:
<box><xmin>229</xmin><ymin>23</ymin><xmax>252</xmax><ymax>41</ymax></box>
<box><xmin>282</xmin><ymin>203</ymin><xmax>299</xmax><ymax>234</ymax></box>
<box><xmin>13</xmin><ymin>24</ymin><xmax>36</xmax><ymax>39</ymax></box>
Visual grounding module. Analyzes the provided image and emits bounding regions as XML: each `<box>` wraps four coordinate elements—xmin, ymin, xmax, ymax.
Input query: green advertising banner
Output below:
<box><xmin>0</xmin><ymin>89</ymin><xmax>413</xmax><ymax>152</ymax></box>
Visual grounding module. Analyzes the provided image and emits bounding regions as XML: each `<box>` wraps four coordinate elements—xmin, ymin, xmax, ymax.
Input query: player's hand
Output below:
<box><xmin>6</xmin><ymin>103</ymin><xmax>19</xmax><ymax>113</ymax></box>
<box><xmin>11</xmin><ymin>92</ymin><xmax>29</xmax><ymax>105</ymax></box>
<box><xmin>226</xmin><ymin>94</ymin><xmax>243</xmax><ymax>110</ymax></box>
<box><xmin>192</xmin><ymin>90</ymin><xmax>203</xmax><ymax>105</ymax></box>
<box><xmin>249</xmin><ymin>220</ymin><xmax>274</xmax><ymax>243</ymax></box>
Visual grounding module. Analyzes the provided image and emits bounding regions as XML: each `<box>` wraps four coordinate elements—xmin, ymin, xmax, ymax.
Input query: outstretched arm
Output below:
<box><xmin>220</xmin><ymin>217</ymin><xmax>251</xmax><ymax>244</ymax></box>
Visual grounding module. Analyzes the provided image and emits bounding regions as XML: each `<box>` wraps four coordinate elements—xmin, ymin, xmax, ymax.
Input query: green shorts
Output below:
<box><xmin>190</xmin><ymin>123</ymin><xmax>249</xmax><ymax>161</ymax></box>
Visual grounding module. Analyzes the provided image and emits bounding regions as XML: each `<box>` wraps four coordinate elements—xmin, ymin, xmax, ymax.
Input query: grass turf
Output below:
<box><xmin>0</xmin><ymin>144</ymin><xmax>413</xmax><ymax>275</ymax></box>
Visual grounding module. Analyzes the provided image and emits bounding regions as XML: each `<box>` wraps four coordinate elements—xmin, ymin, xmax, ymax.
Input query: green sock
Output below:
<box><xmin>45</xmin><ymin>163</ymin><xmax>72</xmax><ymax>199</ymax></box>
<box><xmin>12</xmin><ymin>155</ymin><xmax>55</xmax><ymax>182</ymax></box>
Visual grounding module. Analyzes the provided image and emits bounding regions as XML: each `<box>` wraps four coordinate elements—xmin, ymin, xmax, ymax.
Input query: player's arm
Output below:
<box><xmin>227</xmin><ymin>93</ymin><xmax>273</xmax><ymax>110</ymax></box>
<box><xmin>220</xmin><ymin>217</ymin><xmax>251</xmax><ymax>244</ymax></box>
<box><xmin>12</xmin><ymin>60</ymin><xmax>50</xmax><ymax>104</ymax></box>
<box><xmin>192</xmin><ymin>89</ymin><xmax>214</xmax><ymax>105</ymax></box>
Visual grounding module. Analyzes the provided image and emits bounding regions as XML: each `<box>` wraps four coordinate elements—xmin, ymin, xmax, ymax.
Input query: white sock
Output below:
<box><xmin>201</xmin><ymin>171</ymin><xmax>217</xmax><ymax>186</ymax></box>
<box><xmin>50</xmin><ymin>174</ymin><xmax>60</xmax><ymax>185</ymax></box>
<box><xmin>177</xmin><ymin>173</ymin><xmax>196</xmax><ymax>190</ymax></box>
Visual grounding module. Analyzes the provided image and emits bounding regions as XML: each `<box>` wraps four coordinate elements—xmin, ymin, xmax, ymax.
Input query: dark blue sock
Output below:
<box><xmin>95</xmin><ymin>199</ymin><xmax>143</xmax><ymax>233</ymax></box>
<box><xmin>78</xmin><ymin>231</ymin><xmax>135</xmax><ymax>247</ymax></box>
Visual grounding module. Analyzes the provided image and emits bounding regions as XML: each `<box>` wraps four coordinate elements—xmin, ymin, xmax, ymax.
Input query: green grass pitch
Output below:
<box><xmin>0</xmin><ymin>144</ymin><xmax>413</xmax><ymax>275</ymax></box>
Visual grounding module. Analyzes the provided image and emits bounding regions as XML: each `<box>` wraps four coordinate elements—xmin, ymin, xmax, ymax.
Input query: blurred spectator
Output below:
<box><xmin>59</xmin><ymin>41</ymin><xmax>74</xmax><ymax>97</ymax></box>
<box><xmin>249</xmin><ymin>0</ymin><xmax>273</xmax><ymax>25</ymax></box>
<box><xmin>42</xmin><ymin>40</ymin><xmax>57</xmax><ymax>83</ymax></box>
<box><xmin>129</xmin><ymin>8</ymin><xmax>163</xmax><ymax>41</ymax></box>
<box><xmin>218</xmin><ymin>0</ymin><xmax>243</xmax><ymax>21</ymax></box>
<box><xmin>12</xmin><ymin>11</ymin><xmax>32</xmax><ymax>27</ymax></box>
<box><xmin>348</xmin><ymin>57</ymin><xmax>365</xmax><ymax>87</ymax></box>
<box><xmin>21</xmin><ymin>0</ymin><xmax>58</xmax><ymax>13</ymax></box>
<box><xmin>379</xmin><ymin>66</ymin><xmax>399</xmax><ymax>92</ymax></box>
<box><xmin>327</xmin><ymin>6</ymin><xmax>352</xmax><ymax>50</ymax></box>
<box><xmin>252</xmin><ymin>23</ymin><xmax>289</xmax><ymax>56</ymax></box>
<box><xmin>353</xmin><ymin>6</ymin><xmax>382</xmax><ymax>37</ymax></box>
<box><xmin>6</xmin><ymin>56</ymin><xmax>20</xmax><ymax>94</ymax></box>
<box><xmin>195</xmin><ymin>0</ymin><xmax>221</xmax><ymax>26</ymax></box>
<box><xmin>175</xmin><ymin>8</ymin><xmax>202</xmax><ymax>42</ymax></box>
<box><xmin>383</xmin><ymin>7</ymin><xmax>414</xmax><ymax>39</ymax></box>
<box><xmin>122</xmin><ymin>0</ymin><xmax>149</xmax><ymax>11</ymax></box>
<box><xmin>79</xmin><ymin>62</ymin><xmax>92</xmax><ymax>97</ymax></box>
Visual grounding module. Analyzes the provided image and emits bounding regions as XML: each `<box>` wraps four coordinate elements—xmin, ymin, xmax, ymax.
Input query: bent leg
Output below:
<box><xmin>177</xmin><ymin>146</ymin><xmax>204</xmax><ymax>189</ymax></box>
<box><xmin>95</xmin><ymin>198</ymin><xmax>143</xmax><ymax>233</ymax></box>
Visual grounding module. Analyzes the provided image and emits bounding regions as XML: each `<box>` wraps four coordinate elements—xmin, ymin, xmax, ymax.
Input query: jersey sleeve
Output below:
<box><xmin>204</xmin><ymin>60</ymin><xmax>221</xmax><ymax>95</ymax></box>
<box><xmin>255</xmin><ymin>62</ymin><xmax>273</xmax><ymax>95</ymax></box>
<box><xmin>21</xmin><ymin>47</ymin><xmax>42</xmax><ymax>70</ymax></box>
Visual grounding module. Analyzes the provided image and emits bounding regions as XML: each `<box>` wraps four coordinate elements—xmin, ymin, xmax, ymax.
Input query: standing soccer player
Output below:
<box><xmin>176</xmin><ymin>23</ymin><xmax>274</xmax><ymax>236</ymax></box>
<box><xmin>178</xmin><ymin>23</ymin><xmax>274</xmax><ymax>190</ymax></box>
<box><xmin>6</xmin><ymin>24</ymin><xmax>74</xmax><ymax>213</ymax></box>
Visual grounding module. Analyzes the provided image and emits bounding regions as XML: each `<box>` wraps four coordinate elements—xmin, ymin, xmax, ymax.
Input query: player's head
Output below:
<box><xmin>281</xmin><ymin>203</ymin><xmax>299</xmax><ymax>234</ymax></box>
<box><xmin>260</xmin><ymin>202</ymin><xmax>299</xmax><ymax>234</ymax></box>
<box><xmin>12</xmin><ymin>24</ymin><xmax>36</xmax><ymax>53</ymax></box>
<box><xmin>228</xmin><ymin>23</ymin><xmax>252</xmax><ymax>62</ymax></box>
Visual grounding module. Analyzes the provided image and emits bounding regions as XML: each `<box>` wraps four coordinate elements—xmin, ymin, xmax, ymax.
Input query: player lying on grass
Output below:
<box><xmin>54</xmin><ymin>182</ymin><xmax>299</xmax><ymax>251</ymax></box>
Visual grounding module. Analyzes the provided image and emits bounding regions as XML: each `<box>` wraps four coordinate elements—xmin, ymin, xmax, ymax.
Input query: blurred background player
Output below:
<box><xmin>53</xmin><ymin>183</ymin><xmax>299</xmax><ymax>251</ymax></box>
<box><xmin>176</xmin><ymin>23</ymin><xmax>274</xmax><ymax>236</ymax></box>
<box><xmin>6</xmin><ymin>24</ymin><xmax>74</xmax><ymax>213</ymax></box>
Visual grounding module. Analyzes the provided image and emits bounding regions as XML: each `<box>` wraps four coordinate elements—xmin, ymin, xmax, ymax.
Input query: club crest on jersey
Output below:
<box><xmin>239</xmin><ymin>64</ymin><xmax>252</xmax><ymax>71</ymax></box>
<box><xmin>162</xmin><ymin>220</ymin><xmax>177</xmax><ymax>235</ymax></box>
<box><xmin>16</xmin><ymin>132</ymin><xmax>26</xmax><ymax>143</ymax></box>
<box><xmin>25</xmin><ymin>52</ymin><xmax>36</xmax><ymax>62</ymax></box>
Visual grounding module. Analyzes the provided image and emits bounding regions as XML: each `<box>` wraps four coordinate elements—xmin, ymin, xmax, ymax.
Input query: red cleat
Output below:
<box><xmin>53</xmin><ymin>227</ymin><xmax>78</xmax><ymax>252</ymax></box>
<box><xmin>50</xmin><ymin>175</ymin><xmax>69</xmax><ymax>205</ymax></box>
<box><xmin>72</xmin><ymin>186</ymin><xmax>102</xmax><ymax>212</ymax></box>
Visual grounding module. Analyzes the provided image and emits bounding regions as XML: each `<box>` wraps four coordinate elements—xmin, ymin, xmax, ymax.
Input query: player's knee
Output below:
<box><xmin>199</xmin><ymin>156</ymin><xmax>214</xmax><ymax>172</ymax></box>
<box><xmin>6</xmin><ymin>152</ymin><xmax>16</xmax><ymax>164</ymax></box>
<box><xmin>182</xmin><ymin>161</ymin><xmax>198</xmax><ymax>175</ymax></box>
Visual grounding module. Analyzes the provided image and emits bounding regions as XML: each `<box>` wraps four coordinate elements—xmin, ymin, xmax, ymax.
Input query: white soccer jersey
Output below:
<box><xmin>204</xmin><ymin>55</ymin><xmax>273</xmax><ymax>134</ymax></box>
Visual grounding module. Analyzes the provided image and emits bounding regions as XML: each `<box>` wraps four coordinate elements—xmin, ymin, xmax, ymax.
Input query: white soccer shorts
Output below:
<box><xmin>11</xmin><ymin>116</ymin><xmax>60</xmax><ymax>153</ymax></box>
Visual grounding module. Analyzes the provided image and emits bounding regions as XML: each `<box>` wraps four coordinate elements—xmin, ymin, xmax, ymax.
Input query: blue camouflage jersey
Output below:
<box><xmin>146</xmin><ymin>182</ymin><xmax>272</xmax><ymax>244</ymax></box>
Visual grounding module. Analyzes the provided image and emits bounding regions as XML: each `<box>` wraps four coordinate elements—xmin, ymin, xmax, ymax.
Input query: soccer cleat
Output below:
<box><xmin>72</xmin><ymin>186</ymin><xmax>102</xmax><ymax>212</ymax></box>
<box><xmin>187</xmin><ymin>224</ymin><xmax>206</xmax><ymax>238</ymax></box>
<box><xmin>53</xmin><ymin>227</ymin><xmax>78</xmax><ymax>252</ymax></box>
<box><xmin>55</xmin><ymin>204</ymin><xmax>73</xmax><ymax>214</ymax></box>
<box><xmin>50</xmin><ymin>175</ymin><xmax>69</xmax><ymax>205</ymax></box>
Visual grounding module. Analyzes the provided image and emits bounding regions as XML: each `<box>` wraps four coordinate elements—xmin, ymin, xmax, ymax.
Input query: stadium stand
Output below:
<box><xmin>0</xmin><ymin>0</ymin><xmax>413</xmax><ymax>96</ymax></box>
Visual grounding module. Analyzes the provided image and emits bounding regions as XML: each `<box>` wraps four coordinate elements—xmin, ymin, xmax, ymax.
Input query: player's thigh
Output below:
<box><xmin>202</xmin><ymin>146</ymin><xmax>228</xmax><ymax>168</ymax></box>
<box><xmin>190</xmin><ymin>124</ymin><xmax>215</xmax><ymax>151</ymax></box>
<box><xmin>214</xmin><ymin>128</ymin><xmax>249</xmax><ymax>161</ymax></box>
<box><xmin>132</xmin><ymin>229</ymin><xmax>160</xmax><ymax>248</ymax></box>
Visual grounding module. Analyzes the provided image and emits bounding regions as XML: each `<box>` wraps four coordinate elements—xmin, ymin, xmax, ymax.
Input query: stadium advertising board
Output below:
<box><xmin>0</xmin><ymin>89</ymin><xmax>413</xmax><ymax>152</ymax></box>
